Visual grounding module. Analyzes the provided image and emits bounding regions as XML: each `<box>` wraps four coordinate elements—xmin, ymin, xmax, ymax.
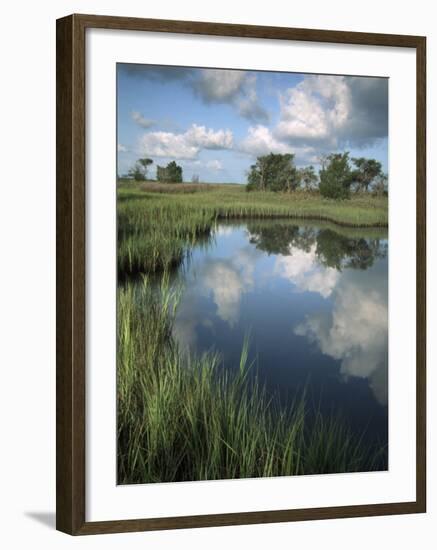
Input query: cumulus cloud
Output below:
<box><xmin>200</xmin><ymin>246</ymin><xmax>260</xmax><ymax>326</ymax></box>
<box><xmin>185</xmin><ymin>124</ymin><xmax>233</xmax><ymax>150</ymax></box>
<box><xmin>117</xmin><ymin>143</ymin><xmax>128</xmax><ymax>153</ymax></box>
<box><xmin>238</xmin><ymin>74</ymin><xmax>388</xmax><ymax>162</ymax></box>
<box><xmin>240</xmin><ymin>125</ymin><xmax>290</xmax><ymax>156</ymax></box>
<box><xmin>294</xmin><ymin>270</ymin><xmax>388</xmax><ymax>404</ymax></box>
<box><xmin>275</xmin><ymin>244</ymin><xmax>340</xmax><ymax>298</ymax></box>
<box><xmin>193</xmin><ymin>69</ymin><xmax>269</xmax><ymax>123</ymax></box>
<box><xmin>276</xmin><ymin>76</ymin><xmax>350</xmax><ymax>145</ymax></box>
<box><xmin>172</xmin><ymin>240</ymin><xmax>262</xmax><ymax>344</ymax></box>
<box><xmin>275</xmin><ymin>75</ymin><xmax>388</xmax><ymax>149</ymax></box>
<box><xmin>140</xmin><ymin>131</ymin><xmax>198</xmax><ymax>159</ymax></box>
<box><xmin>131</xmin><ymin>111</ymin><xmax>155</xmax><ymax>129</ymax></box>
<box><xmin>195</xmin><ymin>69</ymin><xmax>247</xmax><ymax>103</ymax></box>
<box><xmin>121</xmin><ymin>63</ymin><xmax>388</xmax><ymax>166</ymax></box>
<box><xmin>240</xmin><ymin>125</ymin><xmax>317</xmax><ymax>162</ymax></box>
<box><xmin>202</xmin><ymin>260</ymin><xmax>245</xmax><ymax>325</ymax></box>
<box><xmin>120</xmin><ymin>64</ymin><xmax>269</xmax><ymax>123</ymax></box>
<box><xmin>139</xmin><ymin>124</ymin><xmax>233</xmax><ymax>160</ymax></box>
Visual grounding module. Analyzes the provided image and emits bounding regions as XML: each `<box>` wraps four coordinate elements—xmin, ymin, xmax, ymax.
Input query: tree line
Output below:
<box><xmin>247</xmin><ymin>152</ymin><xmax>387</xmax><ymax>199</ymax></box>
<box><xmin>124</xmin><ymin>150</ymin><xmax>387</xmax><ymax>200</ymax></box>
<box><xmin>127</xmin><ymin>158</ymin><xmax>183</xmax><ymax>183</ymax></box>
<box><xmin>247</xmin><ymin>222</ymin><xmax>387</xmax><ymax>271</ymax></box>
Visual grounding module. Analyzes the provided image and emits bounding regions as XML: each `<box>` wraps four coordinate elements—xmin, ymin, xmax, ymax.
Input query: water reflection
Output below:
<box><xmin>275</xmin><ymin>245</ymin><xmax>340</xmax><ymax>298</ymax></box>
<box><xmin>246</xmin><ymin>222</ymin><xmax>388</xmax><ymax>403</ymax></box>
<box><xmin>200</xmin><ymin>246</ymin><xmax>259</xmax><ymax>326</ymax></box>
<box><xmin>171</xmin><ymin>221</ymin><xmax>388</xmax><ymax>445</ymax></box>
<box><xmin>248</xmin><ymin>222</ymin><xmax>387</xmax><ymax>270</ymax></box>
<box><xmin>294</xmin><ymin>268</ymin><xmax>388</xmax><ymax>404</ymax></box>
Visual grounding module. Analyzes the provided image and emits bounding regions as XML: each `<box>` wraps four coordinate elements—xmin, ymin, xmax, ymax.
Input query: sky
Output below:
<box><xmin>117</xmin><ymin>64</ymin><xmax>388</xmax><ymax>184</ymax></box>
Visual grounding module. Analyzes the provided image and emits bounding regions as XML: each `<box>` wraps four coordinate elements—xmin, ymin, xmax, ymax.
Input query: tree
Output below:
<box><xmin>246</xmin><ymin>153</ymin><xmax>299</xmax><ymax>192</ymax></box>
<box><xmin>318</xmin><ymin>154</ymin><xmax>330</xmax><ymax>171</ymax></box>
<box><xmin>128</xmin><ymin>157</ymin><xmax>153</xmax><ymax>181</ymax></box>
<box><xmin>372</xmin><ymin>173</ymin><xmax>388</xmax><ymax>196</ymax></box>
<box><xmin>156</xmin><ymin>161</ymin><xmax>183</xmax><ymax>183</ymax></box>
<box><xmin>351</xmin><ymin>157</ymin><xmax>383</xmax><ymax>193</ymax></box>
<box><xmin>298</xmin><ymin>165</ymin><xmax>318</xmax><ymax>191</ymax></box>
<box><xmin>248</xmin><ymin>223</ymin><xmax>302</xmax><ymax>255</ymax></box>
<box><xmin>319</xmin><ymin>152</ymin><xmax>354</xmax><ymax>200</ymax></box>
<box><xmin>316</xmin><ymin>229</ymin><xmax>385</xmax><ymax>271</ymax></box>
<box><xmin>247</xmin><ymin>223</ymin><xmax>386</xmax><ymax>270</ymax></box>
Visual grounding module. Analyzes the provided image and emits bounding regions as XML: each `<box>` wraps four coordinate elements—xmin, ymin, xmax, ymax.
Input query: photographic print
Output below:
<box><xmin>116</xmin><ymin>63</ymin><xmax>389</xmax><ymax>485</ymax></box>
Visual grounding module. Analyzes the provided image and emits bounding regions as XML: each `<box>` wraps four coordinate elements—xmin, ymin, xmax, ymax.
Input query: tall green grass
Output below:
<box><xmin>117</xmin><ymin>184</ymin><xmax>388</xmax><ymax>276</ymax></box>
<box><xmin>117</xmin><ymin>202</ymin><xmax>212</xmax><ymax>276</ymax></box>
<box><xmin>117</xmin><ymin>277</ymin><xmax>386</xmax><ymax>484</ymax></box>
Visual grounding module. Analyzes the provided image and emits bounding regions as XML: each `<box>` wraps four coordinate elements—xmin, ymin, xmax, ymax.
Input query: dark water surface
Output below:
<box><xmin>171</xmin><ymin>221</ymin><xmax>388</xmax><ymax>451</ymax></box>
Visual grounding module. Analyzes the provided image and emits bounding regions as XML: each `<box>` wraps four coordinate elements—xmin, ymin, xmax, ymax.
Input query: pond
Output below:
<box><xmin>169</xmin><ymin>220</ymin><xmax>388</xmax><ymax>454</ymax></box>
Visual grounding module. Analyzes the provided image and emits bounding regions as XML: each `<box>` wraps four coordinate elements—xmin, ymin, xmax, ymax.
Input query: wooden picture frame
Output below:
<box><xmin>56</xmin><ymin>13</ymin><xmax>426</xmax><ymax>535</ymax></box>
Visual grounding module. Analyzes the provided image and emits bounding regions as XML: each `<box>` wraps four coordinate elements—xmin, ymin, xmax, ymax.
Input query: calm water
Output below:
<box><xmin>171</xmin><ymin>221</ymin><xmax>388</xmax><ymax>449</ymax></box>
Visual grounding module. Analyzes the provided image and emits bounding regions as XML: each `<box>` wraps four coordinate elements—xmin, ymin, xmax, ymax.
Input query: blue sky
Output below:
<box><xmin>117</xmin><ymin>64</ymin><xmax>388</xmax><ymax>184</ymax></box>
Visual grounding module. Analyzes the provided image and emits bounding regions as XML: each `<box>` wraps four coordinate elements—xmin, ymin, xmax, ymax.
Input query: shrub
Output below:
<box><xmin>157</xmin><ymin>161</ymin><xmax>183</xmax><ymax>183</ymax></box>
<box><xmin>319</xmin><ymin>153</ymin><xmax>353</xmax><ymax>200</ymax></box>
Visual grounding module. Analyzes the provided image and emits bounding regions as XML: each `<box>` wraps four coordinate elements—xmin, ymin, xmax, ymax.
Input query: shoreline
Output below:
<box><xmin>213</xmin><ymin>212</ymin><xmax>388</xmax><ymax>229</ymax></box>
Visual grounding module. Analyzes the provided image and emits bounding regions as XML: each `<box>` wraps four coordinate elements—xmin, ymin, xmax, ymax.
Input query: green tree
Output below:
<box><xmin>351</xmin><ymin>157</ymin><xmax>383</xmax><ymax>193</ymax></box>
<box><xmin>319</xmin><ymin>152</ymin><xmax>354</xmax><ymax>200</ymax></box>
<box><xmin>247</xmin><ymin>223</ymin><xmax>386</xmax><ymax>271</ymax></box>
<box><xmin>248</xmin><ymin>223</ymin><xmax>302</xmax><ymax>255</ymax></box>
<box><xmin>128</xmin><ymin>157</ymin><xmax>153</xmax><ymax>181</ymax></box>
<box><xmin>246</xmin><ymin>153</ymin><xmax>299</xmax><ymax>192</ymax></box>
<box><xmin>372</xmin><ymin>173</ymin><xmax>388</xmax><ymax>197</ymax></box>
<box><xmin>298</xmin><ymin>165</ymin><xmax>318</xmax><ymax>191</ymax></box>
<box><xmin>156</xmin><ymin>161</ymin><xmax>183</xmax><ymax>183</ymax></box>
<box><xmin>316</xmin><ymin>229</ymin><xmax>385</xmax><ymax>271</ymax></box>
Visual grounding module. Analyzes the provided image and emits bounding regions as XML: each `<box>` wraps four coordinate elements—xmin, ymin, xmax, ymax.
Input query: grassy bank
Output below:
<box><xmin>117</xmin><ymin>182</ymin><xmax>388</xmax><ymax>276</ymax></box>
<box><xmin>117</xmin><ymin>277</ymin><xmax>386</xmax><ymax>484</ymax></box>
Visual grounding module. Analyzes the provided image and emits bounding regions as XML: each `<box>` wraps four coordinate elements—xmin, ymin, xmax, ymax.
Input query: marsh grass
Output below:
<box><xmin>140</xmin><ymin>181</ymin><xmax>227</xmax><ymax>193</ymax></box>
<box><xmin>117</xmin><ymin>183</ymin><xmax>388</xmax><ymax>277</ymax></box>
<box><xmin>116</xmin><ymin>183</ymin><xmax>388</xmax><ymax>483</ymax></box>
<box><xmin>117</xmin><ymin>277</ymin><xmax>386</xmax><ymax>484</ymax></box>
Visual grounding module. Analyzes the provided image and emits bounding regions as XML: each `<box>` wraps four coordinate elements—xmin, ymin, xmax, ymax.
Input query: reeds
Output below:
<box><xmin>117</xmin><ymin>185</ymin><xmax>388</xmax><ymax>277</ymax></box>
<box><xmin>117</xmin><ymin>278</ymin><xmax>387</xmax><ymax>484</ymax></box>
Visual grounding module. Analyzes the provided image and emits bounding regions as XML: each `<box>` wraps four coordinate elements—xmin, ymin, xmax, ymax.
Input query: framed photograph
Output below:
<box><xmin>56</xmin><ymin>14</ymin><xmax>426</xmax><ymax>535</ymax></box>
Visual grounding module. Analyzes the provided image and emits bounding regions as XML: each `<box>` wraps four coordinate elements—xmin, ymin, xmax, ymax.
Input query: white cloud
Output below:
<box><xmin>117</xmin><ymin>143</ymin><xmax>127</xmax><ymax>153</ymax></box>
<box><xmin>131</xmin><ymin>110</ymin><xmax>155</xmax><ymax>128</ymax></box>
<box><xmin>172</xmin><ymin>241</ymin><xmax>261</xmax><ymax>339</ymax></box>
<box><xmin>202</xmin><ymin>261</ymin><xmax>245</xmax><ymax>326</ymax></box>
<box><xmin>124</xmin><ymin>68</ymin><xmax>387</xmax><ymax>166</ymax></box>
<box><xmin>172</xmin><ymin>243</ymin><xmax>259</xmax><ymax>345</ymax></box>
<box><xmin>275</xmin><ymin>243</ymin><xmax>340</xmax><ymax>298</ymax></box>
<box><xmin>236</xmin><ymin>74</ymin><xmax>270</xmax><ymax>122</ymax></box>
<box><xmin>140</xmin><ymin>132</ymin><xmax>199</xmax><ymax>159</ymax></box>
<box><xmin>193</xmin><ymin>69</ymin><xmax>269</xmax><ymax>123</ymax></box>
<box><xmin>294</xmin><ymin>272</ymin><xmax>388</xmax><ymax>404</ymax></box>
<box><xmin>185</xmin><ymin>124</ymin><xmax>233</xmax><ymax>150</ymax></box>
<box><xmin>276</xmin><ymin>75</ymin><xmax>351</xmax><ymax>146</ymax></box>
<box><xmin>139</xmin><ymin>124</ymin><xmax>233</xmax><ymax>160</ymax></box>
<box><xmin>195</xmin><ymin>69</ymin><xmax>247</xmax><ymax>102</ymax></box>
<box><xmin>200</xmin><ymin>246</ymin><xmax>259</xmax><ymax>326</ymax></box>
<box><xmin>240</xmin><ymin>125</ymin><xmax>290</xmax><ymax>156</ymax></box>
<box><xmin>275</xmin><ymin>75</ymin><xmax>388</xmax><ymax>150</ymax></box>
<box><xmin>206</xmin><ymin>160</ymin><xmax>223</xmax><ymax>171</ymax></box>
<box><xmin>239</xmin><ymin>125</ymin><xmax>318</xmax><ymax>163</ymax></box>
<box><xmin>238</xmin><ymin>74</ymin><xmax>388</xmax><ymax>162</ymax></box>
